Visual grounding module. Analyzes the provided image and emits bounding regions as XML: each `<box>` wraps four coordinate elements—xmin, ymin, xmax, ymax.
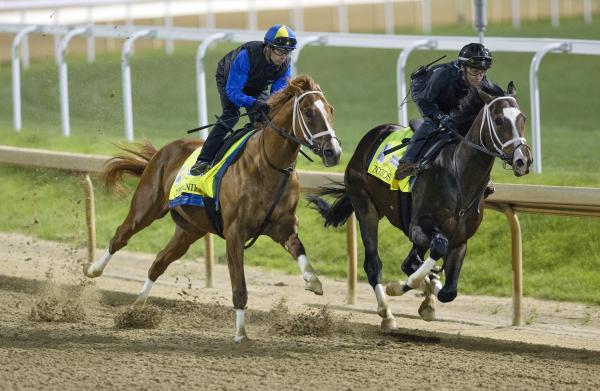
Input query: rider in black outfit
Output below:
<box><xmin>394</xmin><ymin>43</ymin><xmax>496</xmax><ymax>185</ymax></box>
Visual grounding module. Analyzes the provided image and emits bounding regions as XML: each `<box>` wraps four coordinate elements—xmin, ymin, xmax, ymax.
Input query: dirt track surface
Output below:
<box><xmin>1</xmin><ymin>232</ymin><xmax>600</xmax><ymax>390</ymax></box>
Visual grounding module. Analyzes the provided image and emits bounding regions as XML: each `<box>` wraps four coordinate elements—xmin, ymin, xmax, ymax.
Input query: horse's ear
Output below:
<box><xmin>477</xmin><ymin>88</ymin><xmax>493</xmax><ymax>104</ymax></box>
<box><xmin>507</xmin><ymin>81</ymin><xmax>517</xmax><ymax>97</ymax></box>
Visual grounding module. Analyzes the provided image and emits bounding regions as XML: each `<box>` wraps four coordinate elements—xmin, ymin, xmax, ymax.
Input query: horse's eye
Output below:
<box><xmin>305</xmin><ymin>109</ymin><xmax>314</xmax><ymax>118</ymax></box>
<box><xmin>494</xmin><ymin>117</ymin><xmax>504</xmax><ymax>126</ymax></box>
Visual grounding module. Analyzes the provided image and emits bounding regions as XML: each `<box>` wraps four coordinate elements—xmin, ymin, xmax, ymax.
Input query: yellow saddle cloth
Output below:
<box><xmin>169</xmin><ymin>131</ymin><xmax>255</xmax><ymax>206</ymax></box>
<box><xmin>367</xmin><ymin>128</ymin><xmax>413</xmax><ymax>192</ymax></box>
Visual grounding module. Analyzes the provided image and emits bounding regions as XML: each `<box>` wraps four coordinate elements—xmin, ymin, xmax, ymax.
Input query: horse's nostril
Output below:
<box><xmin>324</xmin><ymin>149</ymin><xmax>334</xmax><ymax>158</ymax></box>
<box><xmin>515</xmin><ymin>159</ymin><xmax>524</xmax><ymax>168</ymax></box>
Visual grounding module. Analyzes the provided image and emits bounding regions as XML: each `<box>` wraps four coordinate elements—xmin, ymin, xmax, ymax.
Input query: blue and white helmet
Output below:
<box><xmin>264</xmin><ymin>24</ymin><xmax>297</xmax><ymax>50</ymax></box>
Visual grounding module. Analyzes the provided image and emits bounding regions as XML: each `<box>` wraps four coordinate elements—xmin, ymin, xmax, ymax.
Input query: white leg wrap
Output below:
<box><xmin>133</xmin><ymin>278</ymin><xmax>154</xmax><ymax>305</ymax></box>
<box><xmin>375</xmin><ymin>284</ymin><xmax>392</xmax><ymax>317</ymax></box>
<box><xmin>406</xmin><ymin>256</ymin><xmax>436</xmax><ymax>289</ymax></box>
<box><xmin>234</xmin><ymin>309</ymin><xmax>247</xmax><ymax>343</ymax></box>
<box><xmin>297</xmin><ymin>254</ymin><xmax>309</xmax><ymax>274</ymax></box>
<box><xmin>86</xmin><ymin>250</ymin><xmax>112</xmax><ymax>276</ymax></box>
<box><xmin>432</xmin><ymin>277</ymin><xmax>443</xmax><ymax>296</ymax></box>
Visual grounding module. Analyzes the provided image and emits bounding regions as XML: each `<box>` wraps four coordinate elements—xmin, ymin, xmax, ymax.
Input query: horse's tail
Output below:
<box><xmin>103</xmin><ymin>140</ymin><xmax>158</xmax><ymax>192</ymax></box>
<box><xmin>307</xmin><ymin>181</ymin><xmax>354</xmax><ymax>228</ymax></box>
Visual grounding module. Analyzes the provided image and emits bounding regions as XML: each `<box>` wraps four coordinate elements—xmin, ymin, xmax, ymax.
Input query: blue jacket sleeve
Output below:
<box><xmin>270</xmin><ymin>65</ymin><xmax>292</xmax><ymax>94</ymax></box>
<box><xmin>225</xmin><ymin>49</ymin><xmax>256</xmax><ymax>108</ymax></box>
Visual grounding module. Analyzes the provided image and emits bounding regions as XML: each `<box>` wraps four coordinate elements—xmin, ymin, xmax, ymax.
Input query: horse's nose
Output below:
<box><xmin>322</xmin><ymin>146</ymin><xmax>340</xmax><ymax>167</ymax></box>
<box><xmin>323</xmin><ymin>148</ymin><xmax>335</xmax><ymax>159</ymax></box>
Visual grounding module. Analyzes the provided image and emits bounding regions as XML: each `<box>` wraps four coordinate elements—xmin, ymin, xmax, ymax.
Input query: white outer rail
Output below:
<box><xmin>11</xmin><ymin>25</ymin><xmax>38</xmax><ymax>131</ymax></box>
<box><xmin>195</xmin><ymin>32</ymin><xmax>232</xmax><ymax>139</ymax></box>
<box><xmin>396</xmin><ymin>39</ymin><xmax>437</xmax><ymax>126</ymax></box>
<box><xmin>58</xmin><ymin>27</ymin><xmax>90</xmax><ymax>137</ymax></box>
<box><xmin>529</xmin><ymin>42</ymin><xmax>571</xmax><ymax>174</ymax></box>
<box><xmin>121</xmin><ymin>29</ymin><xmax>157</xmax><ymax>142</ymax></box>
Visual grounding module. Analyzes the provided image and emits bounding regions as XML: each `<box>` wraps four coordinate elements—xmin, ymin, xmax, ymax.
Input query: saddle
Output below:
<box><xmin>212</xmin><ymin>123</ymin><xmax>255</xmax><ymax>164</ymax></box>
<box><xmin>409</xmin><ymin>119</ymin><xmax>457</xmax><ymax>174</ymax></box>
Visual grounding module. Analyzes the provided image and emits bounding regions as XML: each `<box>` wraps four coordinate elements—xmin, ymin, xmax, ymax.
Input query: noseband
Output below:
<box><xmin>262</xmin><ymin>90</ymin><xmax>340</xmax><ymax>156</ymax></box>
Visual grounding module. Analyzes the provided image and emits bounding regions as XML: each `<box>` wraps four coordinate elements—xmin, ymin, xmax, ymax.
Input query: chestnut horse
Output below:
<box><xmin>309</xmin><ymin>83</ymin><xmax>531</xmax><ymax>331</ymax></box>
<box><xmin>83</xmin><ymin>75</ymin><xmax>341</xmax><ymax>342</ymax></box>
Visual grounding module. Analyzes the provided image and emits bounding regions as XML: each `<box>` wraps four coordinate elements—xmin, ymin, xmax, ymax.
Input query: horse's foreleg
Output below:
<box><xmin>133</xmin><ymin>225</ymin><xmax>202</xmax><ymax>306</ymax></box>
<box><xmin>284</xmin><ymin>233</ymin><xmax>323</xmax><ymax>296</ymax></box>
<box><xmin>225</xmin><ymin>230</ymin><xmax>248</xmax><ymax>343</ymax></box>
<box><xmin>437</xmin><ymin>242</ymin><xmax>467</xmax><ymax>303</ymax></box>
<box><xmin>387</xmin><ymin>233</ymin><xmax>448</xmax><ymax>296</ymax></box>
<box><xmin>84</xmin><ymin>183</ymin><xmax>168</xmax><ymax>278</ymax></box>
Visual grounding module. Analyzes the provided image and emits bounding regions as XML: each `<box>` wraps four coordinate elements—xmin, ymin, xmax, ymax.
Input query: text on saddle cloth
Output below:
<box><xmin>168</xmin><ymin>130</ymin><xmax>256</xmax><ymax>208</ymax></box>
<box><xmin>368</xmin><ymin>128</ymin><xmax>413</xmax><ymax>192</ymax></box>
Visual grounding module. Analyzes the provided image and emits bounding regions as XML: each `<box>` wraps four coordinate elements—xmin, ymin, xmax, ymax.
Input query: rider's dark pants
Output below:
<box><xmin>197</xmin><ymin>83</ymin><xmax>241</xmax><ymax>164</ymax></box>
<box><xmin>196</xmin><ymin>83</ymin><xmax>267</xmax><ymax>164</ymax></box>
<box><xmin>400</xmin><ymin>117</ymin><xmax>437</xmax><ymax>163</ymax></box>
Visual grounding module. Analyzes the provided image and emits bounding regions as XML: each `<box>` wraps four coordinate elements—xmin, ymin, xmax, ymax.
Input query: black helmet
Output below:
<box><xmin>458</xmin><ymin>43</ymin><xmax>492</xmax><ymax>70</ymax></box>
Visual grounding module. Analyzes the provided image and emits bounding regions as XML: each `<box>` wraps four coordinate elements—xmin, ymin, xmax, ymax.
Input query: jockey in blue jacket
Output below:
<box><xmin>190</xmin><ymin>24</ymin><xmax>297</xmax><ymax>176</ymax></box>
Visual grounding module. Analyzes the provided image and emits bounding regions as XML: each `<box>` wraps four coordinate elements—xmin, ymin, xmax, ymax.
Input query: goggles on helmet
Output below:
<box><xmin>271</xmin><ymin>36</ymin><xmax>297</xmax><ymax>48</ymax></box>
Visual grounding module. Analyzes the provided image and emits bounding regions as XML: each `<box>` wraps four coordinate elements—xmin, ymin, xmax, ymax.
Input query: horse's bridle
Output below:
<box><xmin>450</xmin><ymin>96</ymin><xmax>530</xmax><ymax>165</ymax></box>
<box><xmin>261</xmin><ymin>90</ymin><xmax>340</xmax><ymax>157</ymax></box>
<box><xmin>245</xmin><ymin>90</ymin><xmax>339</xmax><ymax>250</ymax></box>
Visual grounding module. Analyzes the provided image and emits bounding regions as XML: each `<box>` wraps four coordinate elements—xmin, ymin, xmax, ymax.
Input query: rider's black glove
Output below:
<box><xmin>252</xmin><ymin>100</ymin><xmax>270</xmax><ymax>117</ymax></box>
<box><xmin>438</xmin><ymin>114</ymin><xmax>454</xmax><ymax>130</ymax></box>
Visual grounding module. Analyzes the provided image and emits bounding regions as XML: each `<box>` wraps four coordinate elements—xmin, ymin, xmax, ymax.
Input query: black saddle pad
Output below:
<box><xmin>415</xmin><ymin>130</ymin><xmax>457</xmax><ymax>171</ymax></box>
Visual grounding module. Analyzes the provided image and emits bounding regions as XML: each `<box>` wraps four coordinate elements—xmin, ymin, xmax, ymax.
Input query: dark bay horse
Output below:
<box><xmin>83</xmin><ymin>75</ymin><xmax>341</xmax><ymax>342</ymax></box>
<box><xmin>309</xmin><ymin>83</ymin><xmax>531</xmax><ymax>331</ymax></box>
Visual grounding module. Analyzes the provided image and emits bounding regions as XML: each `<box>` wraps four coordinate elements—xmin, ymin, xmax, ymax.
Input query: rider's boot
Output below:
<box><xmin>190</xmin><ymin>159</ymin><xmax>212</xmax><ymax>176</ymax></box>
<box><xmin>394</xmin><ymin>127</ymin><xmax>429</xmax><ymax>180</ymax></box>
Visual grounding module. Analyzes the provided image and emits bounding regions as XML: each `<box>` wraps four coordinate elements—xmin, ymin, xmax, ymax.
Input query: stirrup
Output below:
<box><xmin>190</xmin><ymin>161</ymin><xmax>212</xmax><ymax>176</ymax></box>
<box><xmin>395</xmin><ymin>162</ymin><xmax>417</xmax><ymax>180</ymax></box>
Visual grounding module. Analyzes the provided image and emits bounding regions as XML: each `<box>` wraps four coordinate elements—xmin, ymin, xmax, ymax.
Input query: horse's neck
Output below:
<box><xmin>450</xmin><ymin>114</ymin><xmax>495</xmax><ymax>194</ymax></box>
<box><xmin>260</xmin><ymin>117</ymin><xmax>299</xmax><ymax>171</ymax></box>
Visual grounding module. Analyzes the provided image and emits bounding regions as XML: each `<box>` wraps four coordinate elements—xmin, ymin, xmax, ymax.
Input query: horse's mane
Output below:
<box><xmin>268</xmin><ymin>75</ymin><xmax>330</xmax><ymax>113</ymax></box>
<box><xmin>451</xmin><ymin>82</ymin><xmax>505</xmax><ymax>134</ymax></box>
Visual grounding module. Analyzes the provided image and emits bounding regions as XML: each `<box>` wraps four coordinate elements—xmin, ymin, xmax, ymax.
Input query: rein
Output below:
<box><xmin>450</xmin><ymin>96</ymin><xmax>528</xmax><ymax>164</ymax></box>
<box><xmin>261</xmin><ymin>90</ymin><xmax>340</xmax><ymax>156</ymax></box>
<box><xmin>244</xmin><ymin>90</ymin><xmax>337</xmax><ymax>249</ymax></box>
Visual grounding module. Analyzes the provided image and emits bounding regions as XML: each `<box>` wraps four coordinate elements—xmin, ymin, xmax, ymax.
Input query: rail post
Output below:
<box><xmin>396</xmin><ymin>39</ymin><xmax>437</xmax><ymax>126</ymax></box>
<box><xmin>58</xmin><ymin>27</ymin><xmax>90</xmax><ymax>137</ymax></box>
<box><xmin>11</xmin><ymin>25</ymin><xmax>38</xmax><ymax>131</ymax></box>
<box><xmin>529</xmin><ymin>42</ymin><xmax>571</xmax><ymax>173</ymax></box>
<box><xmin>346</xmin><ymin>212</ymin><xmax>358</xmax><ymax>304</ymax></box>
<box><xmin>121</xmin><ymin>29</ymin><xmax>157</xmax><ymax>142</ymax></box>
<box><xmin>80</xmin><ymin>173</ymin><xmax>96</xmax><ymax>264</ymax></box>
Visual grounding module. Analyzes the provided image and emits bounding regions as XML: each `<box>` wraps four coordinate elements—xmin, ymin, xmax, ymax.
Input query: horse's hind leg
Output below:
<box><xmin>348</xmin><ymin>191</ymin><xmax>397</xmax><ymax>332</ymax></box>
<box><xmin>84</xmin><ymin>180</ymin><xmax>168</xmax><ymax>278</ymax></box>
<box><xmin>134</xmin><ymin>225</ymin><xmax>203</xmax><ymax>305</ymax></box>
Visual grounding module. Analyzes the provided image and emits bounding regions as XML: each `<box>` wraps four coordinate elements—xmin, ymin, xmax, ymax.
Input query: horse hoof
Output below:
<box><xmin>437</xmin><ymin>288</ymin><xmax>457</xmax><ymax>303</ymax></box>
<box><xmin>132</xmin><ymin>297</ymin><xmax>147</xmax><ymax>307</ymax></box>
<box><xmin>234</xmin><ymin>334</ymin><xmax>249</xmax><ymax>344</ymax></box>
<box><xmin>380</xmin><ymin>317</ymin><xmax>397</xmax><ymax>333</ymax></box>
<box><xmin>418</xmin><ymin>296</ymin><xmax>436</xmax><ymax>321</ymax></box>
<box><xmin>386</xmin><ymin>281</ymin><xmax>406</xmax><ymax>296</ymax></box>
<box><xmin>83</xmin><ymin>263</ymin><xmax>102</xmax><ymax>278</ymax></box>
<box><xmin>305</xmin><ymin>279</ymin><xmax>323</xmax><ymax>296</ymax></box>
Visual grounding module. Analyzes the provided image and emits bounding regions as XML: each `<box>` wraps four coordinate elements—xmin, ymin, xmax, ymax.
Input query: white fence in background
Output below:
<box><xmin>1</xmin><ymin>0</ymin><xmax>596</xmax><ymax>35</ymax></box>
<box><xmin>1</xmin><ymin>22</ymin><xmax>600</xmax><ymax>173</ymax></box>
